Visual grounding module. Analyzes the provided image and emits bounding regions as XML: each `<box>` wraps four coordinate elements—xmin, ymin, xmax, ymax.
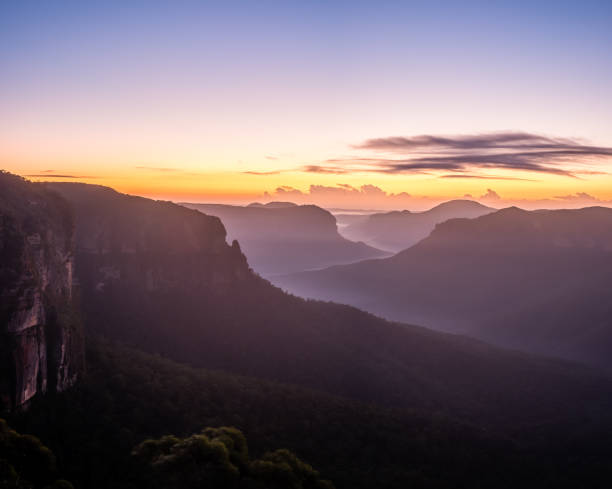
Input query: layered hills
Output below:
<box><xmin>181</xmin><ymin>202</ymin><xmax>388</xmax><ymax>276</ymax></box>
<box><xmin>4</xmin><ymin>175</ymin><xmax>612</xmax><ymax>487</ymax></box>
<box><xmin>277</xmin><ymin>206</ymin><xmax>612</xmax><ymax>368</ymax></box>
<box><xmin>340</xmin><ymin>200</ymin><xmax>494</xmax><ymax>252</ymax></box>
<box><xmin>42</xmin><ymin>182</ymin><xmax>612</xmax><ymax>425</ymax></box>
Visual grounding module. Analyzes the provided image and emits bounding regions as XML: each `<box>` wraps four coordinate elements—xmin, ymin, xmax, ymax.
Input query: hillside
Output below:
<box><xmin>40</xmin><ymin>182</ymin><xmax>612</xmax><ymax>427</ymax></box>
<box><xmin>276</xmin><ymin>206</ymin><xmax>612</xmax><ymax>368</ymax></box>
<box><xmin>181</xmin><ymin>202</ymin><xmax>388</xmax><ymax>276</ymax></box>
<box><xmin>341</xmin><ymin>200</ymin><xmax>494</xmax><ymax>252</ymax></box>
<box><xmin>1</xmin><ymin>176</ymin><xmax>612</xmax><ymax>487</ymax></box>
<box><xmin>10</xmin><ymin>338</ymin><xmax>612</xmax><ymax>489</ymax></box>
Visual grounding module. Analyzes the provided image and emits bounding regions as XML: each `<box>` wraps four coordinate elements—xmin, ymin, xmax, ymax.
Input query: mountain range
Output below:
<box><xmin>276</xmin><ymin>206</ymin><xmax>612</xmax><ymax>368</ymax></box>
<box><xmin>4</xmin><ymin>172</ymin><xmax>612</xmax><ymax>488</ymax></box>
<box><xmin>40</xmin><ymin>182</ymin><xmax>612</xmax><ymax>424</ymax></box>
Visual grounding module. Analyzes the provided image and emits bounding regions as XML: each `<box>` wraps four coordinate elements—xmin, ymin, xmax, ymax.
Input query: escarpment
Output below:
<box><xmin>44</xmin><ymin>183</ymin><xmax>252</xmax><ymax>349</ymax></box>
<box><xmin>0</xmin><ymin>172</ymin><xmax>84</xmax><ymax>409</ymax></box>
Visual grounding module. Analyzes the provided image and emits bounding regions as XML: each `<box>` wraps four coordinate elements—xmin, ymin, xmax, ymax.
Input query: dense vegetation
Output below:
<box><xmin>0</xmin><ymin>418</ymin><xmax>73</xmax><ymax>489</ymax></box>
<box><xmin>132</xmin><ymin>427</ymin><xmax>334</xmax><ymax>489</ymax></box>
<box><xmin>6</xmin><ymin>339</ymin><xmax>612</xmax><ymax>489</ymax></box>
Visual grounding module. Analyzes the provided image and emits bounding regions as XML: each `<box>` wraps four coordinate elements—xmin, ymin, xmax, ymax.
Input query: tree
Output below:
<box><xmin>0</xmin><ymin>419</ymin><xmax>73</xmax><ymax>489</ymax></box>
<box><xmin>132</xmin><ymin>427</ymin><xmax>334</xmax><ymax>489</ymax></box>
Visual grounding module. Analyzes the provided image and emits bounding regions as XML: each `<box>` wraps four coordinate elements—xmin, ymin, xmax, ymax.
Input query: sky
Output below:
<box><xmin>1</xmin><ymin>0</ymin><xmax>612</xmax><ymax>210</ymax></box>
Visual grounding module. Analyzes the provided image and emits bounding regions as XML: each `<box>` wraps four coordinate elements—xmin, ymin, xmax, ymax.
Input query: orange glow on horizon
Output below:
<box><xmin>11</xmin><ymin>163</ymin><xmax>612</xmax><ymax>212</ymax></box>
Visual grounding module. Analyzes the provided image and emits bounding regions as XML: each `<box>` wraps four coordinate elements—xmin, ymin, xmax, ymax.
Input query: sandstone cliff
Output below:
<box><xmin>0</xmin><ymin>172</ymin><xmax>84</xmax><ymax>409</ymax></box>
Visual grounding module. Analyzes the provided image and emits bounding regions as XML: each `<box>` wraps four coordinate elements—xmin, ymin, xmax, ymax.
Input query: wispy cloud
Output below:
<box><xmin>438</xmin><ymin>174</ymin><xmax>538</xmax><ymax>181</ymax></box>
<box><xmin>307</xmin><ymin>132</ymin><xmax>612</xmax><ymax>177</ymax></box>
<box><xmin>134</xmin><ymin>166</ymin><xmax>181</xmax><ymax>172</ymax></box>
<box><xmin>26</xmin><ymin>174</ymin><xmax>97</xmax><ymax>179</ymax></box>
<box><xmin>244</xmin><ymin>170</ymin><xmax>284</xmax><ymax>175</ymax></box>
<box><xmin>354</xmin><ymin>132</ymin><xmax>590</xmax><ymax>152</ymax></box>
<box><xmin>243</xmin><ymin>133</ymin><xmax>612</xmax><ymax>179</ymax></box>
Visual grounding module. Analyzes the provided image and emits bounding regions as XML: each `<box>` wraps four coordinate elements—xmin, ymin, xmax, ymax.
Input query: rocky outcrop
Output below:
<box><xmin>0</xmin><ymin>172</ymin><xmax>84</xmax><ymax>410</ymax></box>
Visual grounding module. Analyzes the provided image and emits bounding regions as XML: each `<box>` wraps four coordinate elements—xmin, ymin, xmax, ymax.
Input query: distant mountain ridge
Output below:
<box><xmin>341</xmin><ymin>199</ymin><xmax>494</xmax><ymax>252</ymax></box>
<box><xmin>276</xmin><ymin>205</ymin><xmax>612</xmax><ymax>368</ymax></box>
<box><xmin>181</xmin><ymin>202</ymin><xmax>388</xmax><ymax>276</ymax></box>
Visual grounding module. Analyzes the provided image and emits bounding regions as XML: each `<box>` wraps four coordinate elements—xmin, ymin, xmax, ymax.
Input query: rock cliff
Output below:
<box><xmin>0</xmin><ymin>172</ymin><xmax>83</xmax><ymax>409</ymax></box>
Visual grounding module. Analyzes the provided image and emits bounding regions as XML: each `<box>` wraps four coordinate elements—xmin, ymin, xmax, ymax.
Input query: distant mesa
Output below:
<box><xmin>181</xmin><ymin>202</ymin><xmax>388</xmax><ymax>276</ymax></box>
<box><xmin>340</xmin><ymin>199</ymin><xmax>494</xmax><ymax>252</ymax></box>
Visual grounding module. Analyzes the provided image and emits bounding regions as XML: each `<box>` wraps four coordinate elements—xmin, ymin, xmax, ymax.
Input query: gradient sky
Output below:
<box><xmin>2</xmin><ymin>0</ymin><xmax>612</xmax><ymax>209</ymax></box>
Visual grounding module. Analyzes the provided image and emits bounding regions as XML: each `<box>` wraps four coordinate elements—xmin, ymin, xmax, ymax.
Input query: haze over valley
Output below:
<box><xmin>181</xmin><ymin>202</ymin><xmax>388</xmax><ymax>276</ymax></box>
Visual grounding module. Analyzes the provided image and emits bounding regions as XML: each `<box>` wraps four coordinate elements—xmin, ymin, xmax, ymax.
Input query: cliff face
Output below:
<box><xmin>46</xmin><ymin>183</ymin><xmax>249</xmax><ymax>288</ymax></box>
<box><xmin>44</xmin><ymin>184</ymin><xmax>251</xmax><ymax>348</ymax></box>
<box><xmin>0</xmin><ymin>173</ymin><xmax>84</xmax><ymax>409</ymax></box>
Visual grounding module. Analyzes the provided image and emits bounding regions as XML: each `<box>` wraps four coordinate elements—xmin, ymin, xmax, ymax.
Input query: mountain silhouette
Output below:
<box><xmin>277</xmin><ymin>206</ymin><xmax>612</xmax><ymax>368</ymax></box>
<box><xmin>341</xmin><ymin>200</ymin><xmax>494</xmax><ymax>252</ymax></box>
<box><xmin>26</xmin><ymin>182</ymin><xmax>610</xmax><ymax>424</ymax></box>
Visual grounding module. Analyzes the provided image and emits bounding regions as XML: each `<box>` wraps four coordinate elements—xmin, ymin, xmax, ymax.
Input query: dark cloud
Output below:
<box><xmin>301</xmin><ymin>165</ymin><xmax>353</xmax><ymax>174</ymax></box>
<box><xmin>339</xmin><ymin>132</ymin><xmax>612</xmax><ymax>177</ymax></box>
<box><xmin>242</xmin><ymin>132</ymin><xmax>611</xmax><ymax>179</ymax></box>
<box><xmin>355</xmin><ymin>132</ymin><xmax>599</xmax><ymax>152</ymax></box>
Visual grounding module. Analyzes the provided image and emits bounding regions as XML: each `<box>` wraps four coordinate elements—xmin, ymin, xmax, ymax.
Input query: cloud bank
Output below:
<box><xmin>263</xmin><ymin>184</ymin><xmax>420</xmax><ymax>210</ymax></box>
<box><xmin>260</xmin><ymin>183</ymin><xmax>612</xmax><ymax>211</ymax></box>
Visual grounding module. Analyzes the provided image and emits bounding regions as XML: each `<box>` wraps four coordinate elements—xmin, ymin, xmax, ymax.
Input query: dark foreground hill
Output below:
<box><xmin>181</xmin><ymin>202</ymin><xmax>388</xmax><ymax>276</ymax></box>
<box><xmin>9</xmin><ymin>338</ymin><xmax>612</xmax><ymax>489</ymax></box>
<box><xmin>277</xmin><ymin>206</ymin><xmax>612</xmax><ymax>368</ymax></box>
<box><xmin>340</xmin><ymin>200</ymin><xmax>494</xmax><ymax>252</ymax></box>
